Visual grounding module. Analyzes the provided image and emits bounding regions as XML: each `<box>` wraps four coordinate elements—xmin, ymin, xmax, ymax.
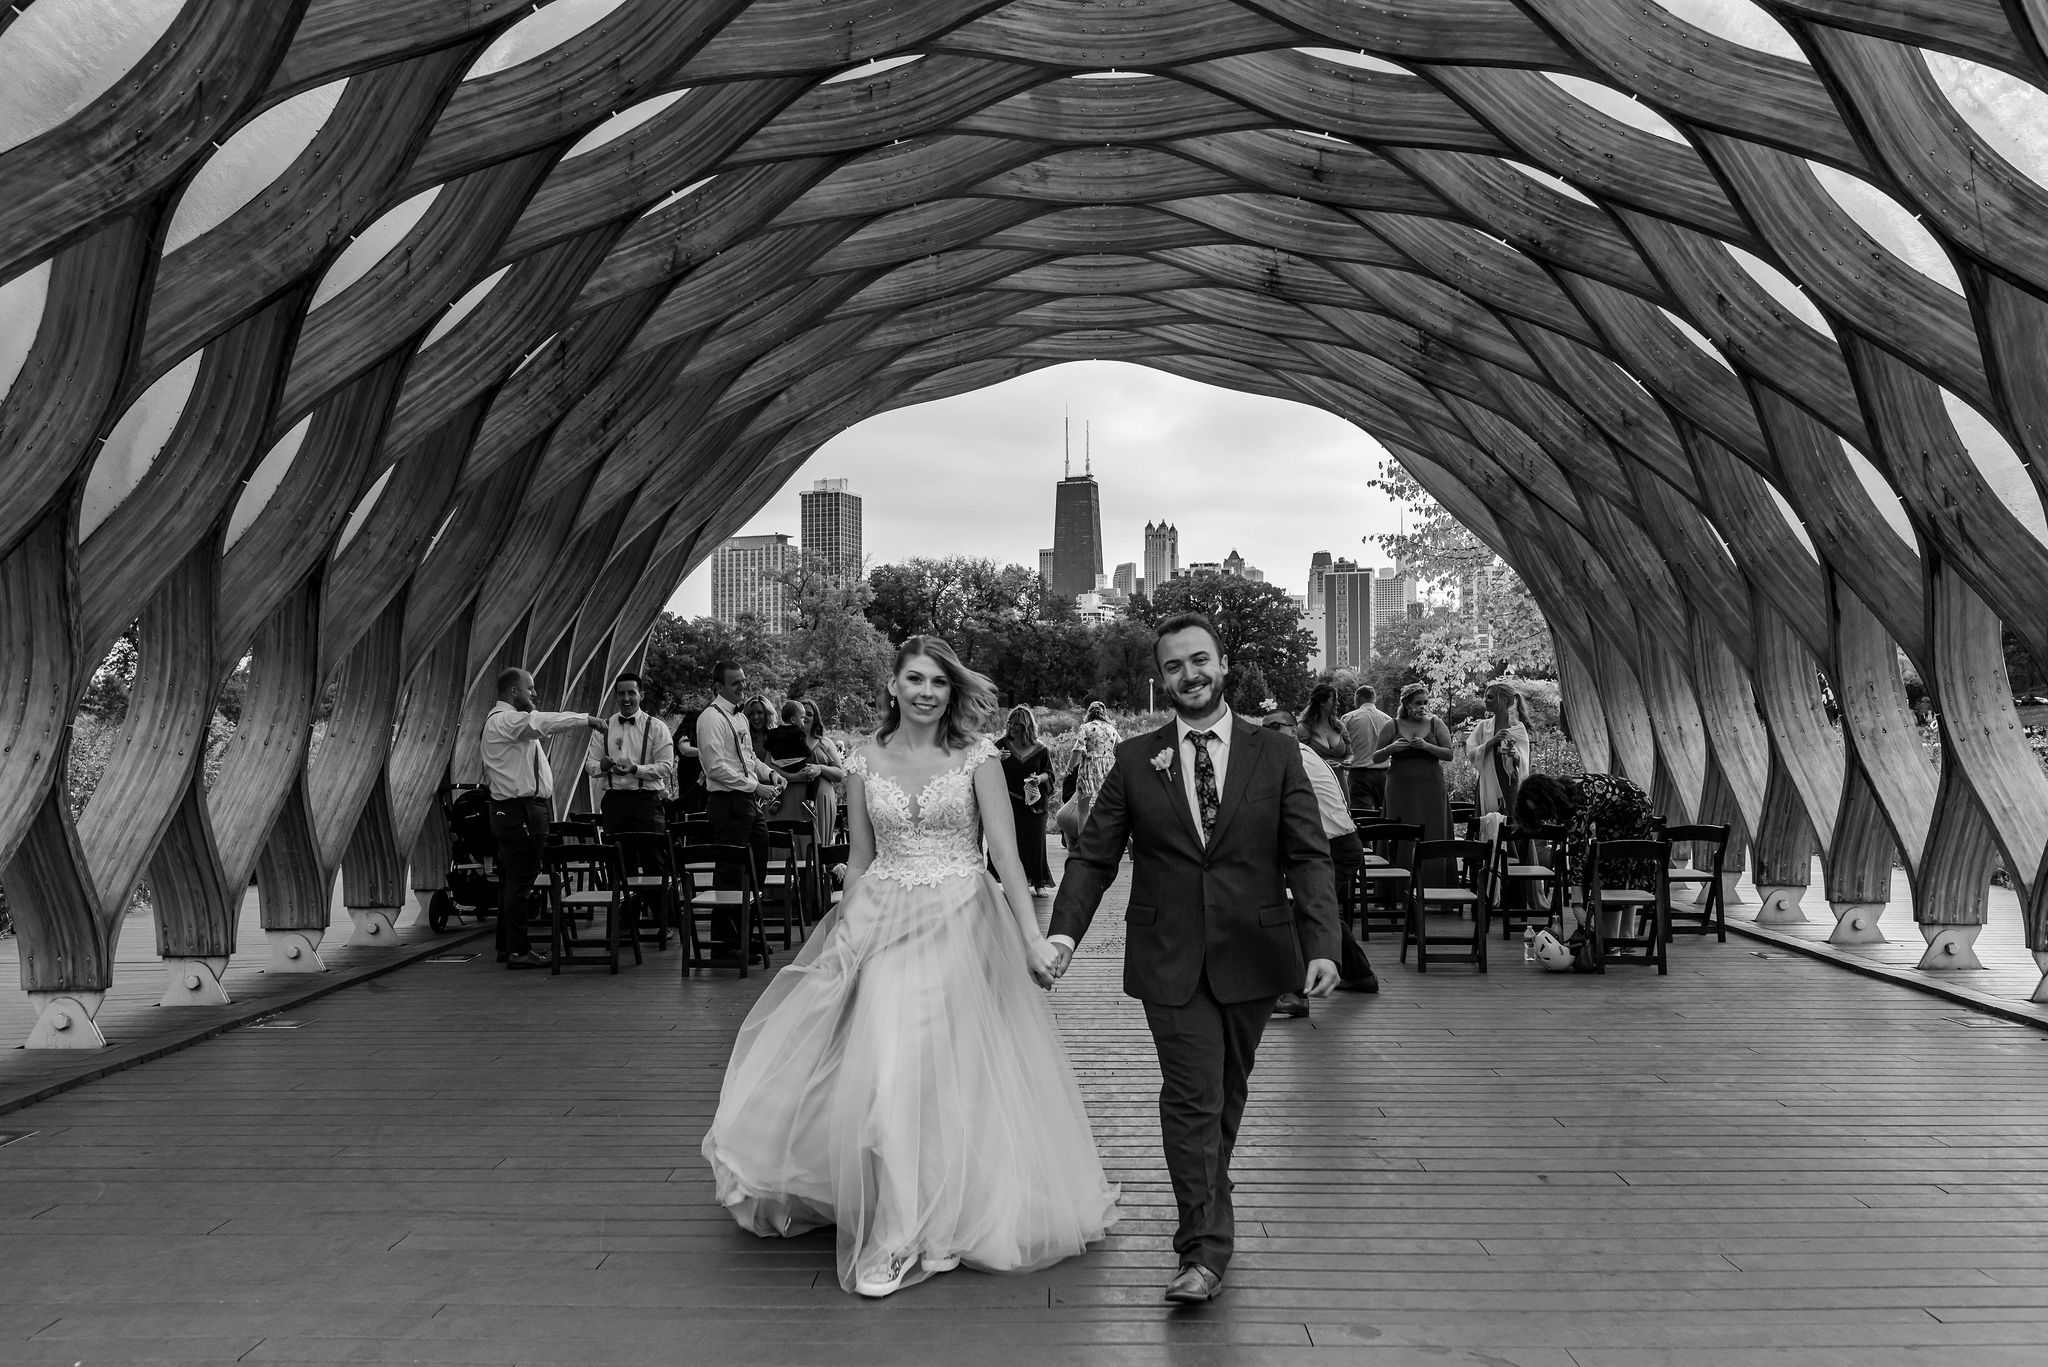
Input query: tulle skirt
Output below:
<box><xmin>702</xmin><ymin>868</ymin><xmax>1119</xmax><ymax>1293</ymax></box>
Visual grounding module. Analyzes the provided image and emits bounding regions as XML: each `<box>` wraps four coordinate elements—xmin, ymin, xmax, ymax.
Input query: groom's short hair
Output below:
<box><xmin>1154</xmin><ymin>612</ymin><xmax>1223</xmax><ymax>664</ymax></box>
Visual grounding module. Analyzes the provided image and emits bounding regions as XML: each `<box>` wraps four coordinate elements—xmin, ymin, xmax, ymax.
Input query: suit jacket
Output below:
<box><xmin>1049</xmin><ymin>714</ymin><xmax>1343</xmax><ymax>1006</ymax></box>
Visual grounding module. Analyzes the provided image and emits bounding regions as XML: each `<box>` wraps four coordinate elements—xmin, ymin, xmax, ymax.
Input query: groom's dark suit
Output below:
<box><xmin>1050</xmin><ymin>712</ymin><xmax>1341</xmax><ymax>1277</ymax></box>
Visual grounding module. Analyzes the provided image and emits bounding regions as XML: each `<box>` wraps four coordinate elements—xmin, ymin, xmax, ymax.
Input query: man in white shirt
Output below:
<box><xmin>1340</xmin><ymin>685</ymin><xmax>1393</xmax><ymax>813</ymax></box>
<box><xmin>695</xmin><ymin>659</ymin><xmax>783</xmax><ymax>963</ymax></box>
<box><xmin>481</xmin><ymin>668</ymin><xmax>606</xmax><ymax>968</ymax></box>
<box><xmin>584</xmin><ymin>671</ymin><xmax>675</xmax><ymax>835</ymax></box>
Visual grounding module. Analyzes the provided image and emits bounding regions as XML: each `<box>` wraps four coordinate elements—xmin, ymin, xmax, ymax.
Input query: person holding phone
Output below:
<box><xmin>1372</xmin><ymin>682</ymin><xmax>1455</xmax><ymax>886</ymax></box>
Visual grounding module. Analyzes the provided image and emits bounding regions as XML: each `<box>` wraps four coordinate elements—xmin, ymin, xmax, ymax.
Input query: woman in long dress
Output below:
<box><xmin>996</xmin><ymin>705</ymin><xmax>1054</xmax><ymax>892</ymax></box>
<box><xmin>703</xmin><ymin>636</ymin><xmax>1119</xmax><ymax>1298</ymax></box>
<box><xmin>798</xmin><ymin>697</ymin><xmax>847</xmax><ymax>843</ymax></box>
<box><xmin>1069</xmin><ymin>701</ymin><xmax>1119</xmax><ymax>838</ymax></box>
<box><xmin>1462</xmin><ymin>679</ymin><xmax>1532</xmax><ymax>825</ymax></box>
<box><xmin>1373</xmin><ymin>683</ymin><xmax>1455</xmax><ymax>886</ymax></box>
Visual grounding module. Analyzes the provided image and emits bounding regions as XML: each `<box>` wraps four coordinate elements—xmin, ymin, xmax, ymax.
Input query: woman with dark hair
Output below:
<box><xmin>1299</xmin><ymin>683</ymin><xmax>1350</xmax><ymax>767</ymax></box>
<box><xmin>797</xmin><ymin>698</ymin><xmax>848</xmax><ymax>842</ymax></box>
<box><xmin>1372</xmin><ymin>683</ymin><xmax>1455</xmax><ymax>885</ymax></box>
<box><xmin>997</xmin><ymin>705</ymin><xmax>1055</xmax><ymax>892</ymax></box>
<box><xmin>705</xmin><ymin>635</ymin><xmax>1117</xmax><ymax>1300</ymax></box>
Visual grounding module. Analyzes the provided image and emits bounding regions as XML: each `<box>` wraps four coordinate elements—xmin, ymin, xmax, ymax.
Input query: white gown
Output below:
<box><xmin>702</xmin><ymin>736</ymin><xmax>1119</xmax><ymax>1293</ymax></box>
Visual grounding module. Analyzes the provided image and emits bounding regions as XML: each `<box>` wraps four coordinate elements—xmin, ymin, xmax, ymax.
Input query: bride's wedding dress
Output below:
<box><xmin>702</xmin><ymin>736</ymin><xmax>1118</xmax><ymax>1295</ymax></box>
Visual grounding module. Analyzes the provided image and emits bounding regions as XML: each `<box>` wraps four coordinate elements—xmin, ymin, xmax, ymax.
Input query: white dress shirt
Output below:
<box><xmin>1176</xmin><ymin>706</ymin><xmax>1234</xmax><ymax>837</ymax></box>
<box><xmin>1297</xmin><ymin>742</ymin><xmax>1356</xmax><ymax>838</ymax></box>
<box><xmin>480</xmin><ymin>702</ymin><xmax>592</xmax><ymax>801</ymax></box>
<box><xmin>1341</xmin><ymin>704</ymin><xmax>1391</xmax><ymax>770</ymax></box>
<box><xmin>696</xmin><ymin>696</ymin><xmax>775</xmax><ymax>793</ymax></box>
<box><xmin>1049</xmin><ymin>707</ymin><xmax>1237</xmax><ymax>956</ymax></box>
<box><xmin>584</xmin><ymin>710</ymin><xmax>675</xmax><ymax>793</ymax></box>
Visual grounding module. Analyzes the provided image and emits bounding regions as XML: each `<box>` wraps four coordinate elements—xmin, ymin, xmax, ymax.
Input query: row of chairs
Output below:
<box><xmin>536</xmin><ymin>811</ymin><xmax>841</xmax><ymax>977</ymax></box>
<box><xmin>1342</xmin><ymin>814</ymin><xmax>1731</xmax><ymax>976</ymax></box>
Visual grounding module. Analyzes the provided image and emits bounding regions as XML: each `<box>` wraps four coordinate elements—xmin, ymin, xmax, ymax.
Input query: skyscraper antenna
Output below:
<box><xmin>1064</xmin><ymin>406</ymin><xmax>1070</xmax><ymax>479</ymax></box>
<box><xmin>1085</xmin><ymin>420</ymin><xmax>1091</xmax><ymax>475</ymax></box>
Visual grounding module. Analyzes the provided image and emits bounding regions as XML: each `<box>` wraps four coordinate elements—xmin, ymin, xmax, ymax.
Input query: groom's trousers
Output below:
<box><xmin>1142</xmin><ymin>971</ymin><xmax>1277</xmax><ymax>1277</ymax></box>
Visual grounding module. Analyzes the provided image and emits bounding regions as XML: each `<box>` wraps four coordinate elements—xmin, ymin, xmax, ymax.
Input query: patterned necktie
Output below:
<box><xmin>1188</xmin><ymin>730</ymin><xmax>1220</xmax><ymax>842</ymax></box>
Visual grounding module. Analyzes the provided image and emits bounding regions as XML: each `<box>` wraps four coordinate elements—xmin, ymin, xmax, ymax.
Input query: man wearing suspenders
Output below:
<box><xmin>584</xmin><ymin>671</ymin><xmax>675</xmax><ymax>834</ymax></box>
<box><xmin>480</xmin><ymin>668</ymin><xmax>607</xmax><ymax>968</ymax></box>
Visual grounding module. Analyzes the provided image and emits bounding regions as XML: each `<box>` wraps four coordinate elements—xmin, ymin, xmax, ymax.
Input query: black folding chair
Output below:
<box><xmin>542</xmin><ymin>844</ymin><xmax>643</xmax><ymax>974</ymax></box>
<box><xmin>1405</xmin><ymin>838</ymin><xmax>1492</xmax><ymax>973</ymax></box>
<box><xmin>1353</xmin><ymin>820</ymin><xmax>1421</xmax><ymax>943</ymax></box>
<box><xmin>1585</xmin><ymin>838</ymin><xmax>1672</xmax><ymax>975</ymax></box>
<box><xmin>1661</xmin><ymin>823</ymin><xmax>1729</xmax><ymax>942</ymax></box>
<box><xmin>612</xmin><ymin>830</ymin><xmax>679</xmax><ymax>952</ymax></box>
<box><xmin>677</xmin><ymin>842</ymin><xmax>768</xmax><ymax>977</ymax></box>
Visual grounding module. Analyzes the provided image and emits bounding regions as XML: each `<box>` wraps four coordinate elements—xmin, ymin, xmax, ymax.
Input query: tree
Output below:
<box><xmin>1143</xmin><ymin>571</ymin><xmax>1317</xmax><ymax>709</ymax></box>
<box><xmin>639</xmin><ymin>612</ymin><xmax>786</xmax><ymax>717</ymax></box>
<box><xmin>1367</xmin><ymin>461</ymin><xmax>1555</xmax><ymax>678</ymax></box>
<box><xmin>865</xmin><ymin>557</ymin><xmax>1039</xmax><ymax>647</ymax></box>
<box><xmin>1092</xmin><ymin>617</ymin><xmax>1158</xmax><ymax>711</ymax></box>
<box><xmin>778</xmin><ymin>557</ymin><xmax>893</xmax><ymax>728</ymax></box>
<box><xmin>1230</xmin><ymin>662</ymin><xmax>1273</xmax><ymax>714</ymax></box>
<box><xmin>980</xmin><ymin>618</ymin><xmax>1098</xmax><ymax>707</ymax></box>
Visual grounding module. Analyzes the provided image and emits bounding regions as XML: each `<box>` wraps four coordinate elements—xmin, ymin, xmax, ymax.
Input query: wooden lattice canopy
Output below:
<box><xmin>5</xmin><ymin>0</ymin><xmax>2048</xmax><ymax>1034</ymax></box>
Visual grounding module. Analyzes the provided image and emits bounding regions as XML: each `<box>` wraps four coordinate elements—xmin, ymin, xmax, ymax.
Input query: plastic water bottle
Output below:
<box><xmin>1522</xmin><ymin>926</ymin><xmax>1537</xmax><ymax>962</ymax></box>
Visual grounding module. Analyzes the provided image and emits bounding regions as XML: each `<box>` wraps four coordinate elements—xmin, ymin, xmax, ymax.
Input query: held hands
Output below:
<box><xmin>1026</xmin><ymin>936</ymin><xmax>1064</xmax><ymax>990</ymax></box>
<box><xmin>1303</xmin><ymin>957</ymin><xmax>1340</xmax><ymax>997</ymax></box>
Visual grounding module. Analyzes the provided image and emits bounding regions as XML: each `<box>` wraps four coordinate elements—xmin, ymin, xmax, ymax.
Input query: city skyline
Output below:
<box><xmin>666</xmin><ymin>362</ymin><xmax>1402</xmax><ymax>619</ymax></box>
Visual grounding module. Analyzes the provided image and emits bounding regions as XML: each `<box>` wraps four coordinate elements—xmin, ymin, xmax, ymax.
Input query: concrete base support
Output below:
<box><xmin>406</xmin><ymin>890</ymin><xmax>439</xmax><ymax>928</ymax></box>
<box><xmin>1827</xmin><ymin>902</ymin><xmax>1886</xmax><ymax>946</ymax></box>
<box><xmin>1753</xmin><ymin>885</ymin><xmax>1809</xmax><ymax>924</ymax></box>
<box><xmin>26</xmin><ymin>992</ymin><xmax>108</xmax><ymax>1049</ymax></box>
<box><xmin>159</xmin><ymin>957</ymin><xmax>231</xmax><ymax>1006</ymax></box>
<box><xmin>1690</xmin><ymin>871</ymin><xmax>1743</xmax><ymax>907</ymax></box>
<box><xmin>2031</xmin><ymin>952</ymin><xmax>2048</xmax><ymax>1004</ymax></box>
<box><xmin>347</xmin><ymin>908</ymin><xmax>398</xmax><ymax>947</ymax></box>
<box><xmin>266</xmin><ymin>928</ymin><xmax>328</xmax><ymax>973</ymax></box>
<box><xmin>1916</xmin><ymin>923</ymin><xmax>1985</xmax><ymax>971</ymax></box>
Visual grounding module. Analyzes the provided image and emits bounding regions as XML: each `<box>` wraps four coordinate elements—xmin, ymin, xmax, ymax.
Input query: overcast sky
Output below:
<box><xmin>666</xmin><ymin>361</ymin><xmax>1407</xmax><ymax>618</ymax></box>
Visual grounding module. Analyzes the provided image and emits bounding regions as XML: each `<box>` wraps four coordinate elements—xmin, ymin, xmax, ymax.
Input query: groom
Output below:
<box><xmin>1049</xmin><ymin>613</ymin><xmax>1340</xmax><ymax>1304</ymax></box>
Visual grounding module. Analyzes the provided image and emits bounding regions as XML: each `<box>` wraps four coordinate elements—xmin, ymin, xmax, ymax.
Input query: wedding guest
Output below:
<box><xmin>1340</xmin><ymin>684</ymin><xmax>1393</xmax><ymax>812</ymax></box>
<box><xmin>1461</xmin><ymin>678</ymin><xmax>1533</xmax><ymax>829</ymax></box>
<box><xmin>697</xmin><ymin>662</ymin><xmax>785</xmax><ymax>960</ymax></box>
<box><xmin>764</xmin><ymin>700</ymin><xmax>823</xmax><ymax>825</ymax></box>
<box><xmin>481</xmin><ymin>668</ymin><xmax>606</xmax><ymax>969</ymax></box>
<box><xmin>743</xmin><ymin>696</ymin><xmax>775</xmax><ymax>765</ymax></box>
<box><xmin>797</xmin><ymin>698</ymin><xmax>848</xmax><ymax>843</ymax></box>
<box><xmin>672</xmin><ymin>707</ymin><xmax>706</xmax><ymax>815</ymax></box>
<box><xmin>1071</xmin><ymin>701</ymin><xmax>1119</xmax><ymax>837</ymax></box>
<box><xmin>1299</xmin><ymin>683</ymin><xmax>1350</xmax><ymax>767</ymax></box>
<box><xmin>1373</xmin><ymin>683</ymin><xmax>1454</xmax><ymax>885</ymax></box>
<box><xmin>997</xmin><ymin>705</ymin><xmax>1055</xmax><ymax>892</ymax></box>
<box><xmin>583</xmin><ymin>671</ymin><xmax>675</xmax><ymax>835</ymax></box>
<box><xmin>1262</xmin><ymin>711</ymin><xmax>1379</xmax><ymax>1017</ymax></box>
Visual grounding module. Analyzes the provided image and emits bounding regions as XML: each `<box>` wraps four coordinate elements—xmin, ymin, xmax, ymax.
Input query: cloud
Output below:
<box><xmin>666</xmin><ymin>360</ymin><xmax>1406</xmax><ymax>616</ymax></box>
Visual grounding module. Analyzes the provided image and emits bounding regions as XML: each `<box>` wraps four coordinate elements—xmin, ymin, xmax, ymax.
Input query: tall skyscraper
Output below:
<box><xmin>1051</xmin><ymin>421</ymin><xmax>1103</xmax><ymax>599</ymax></box>
<box><xmin>711</xmin><ymin>533</ymin><xmax>793</xmax><ymax>631</ymax></box>
<box><xmin>1371</xmin><ymin>561</ymin><xmax>1418</xmax><ymax>639</ymax></box>
<box><xmin>1323</xmin><ymin>561</ymin><xmax>1373</xmax><ymax>670</ymax></box>
<box><xmin>1112</xmin><ymin>562</ymin><xmax>1136</xmax><ymax>599</ymax></box>
<box><xmin>1144</xmin><ymin>521</ymin><xmax>1179</xmax><ymax>593</ymax></box>
<box><xmin>798</xmin><ymin>478</ymin><xmax>861</xmax><ymax>583</ymax></box>
<box><xmin>1306</xmin><ymin>550</ymin><xmax>1333</xmax><ymax>614</ymax></box>
<box><xmin>1038</xmin><ymin>548</ymin><xmax>1055</xmax><ymax>586</ymax></box>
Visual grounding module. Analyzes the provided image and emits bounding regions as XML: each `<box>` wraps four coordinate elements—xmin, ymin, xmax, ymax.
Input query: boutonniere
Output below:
<box><xmin>1150</xmin><ymin>748</ymin><xmax>1174</xmax><ymax>773</ymax></box>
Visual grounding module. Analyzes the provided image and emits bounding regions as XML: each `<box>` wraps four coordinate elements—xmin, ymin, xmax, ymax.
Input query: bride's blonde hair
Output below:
<box><xmin>878</xmin><ymin>635</ymin><xmax>996</xmax><ymax>751</ymax></box>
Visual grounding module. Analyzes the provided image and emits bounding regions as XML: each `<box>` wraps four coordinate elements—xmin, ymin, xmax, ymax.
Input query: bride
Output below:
<box><xmin>702</xmin><ymin>635</ymin><xmax>1119</xmax><ymax>1297</ymax></box>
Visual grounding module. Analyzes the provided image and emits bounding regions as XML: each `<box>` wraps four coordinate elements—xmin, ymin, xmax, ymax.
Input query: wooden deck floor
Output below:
<box><xmin>3</xmin><ymin>856</ymin><xmax>2048</xmax><ymax>1365</ymax></box>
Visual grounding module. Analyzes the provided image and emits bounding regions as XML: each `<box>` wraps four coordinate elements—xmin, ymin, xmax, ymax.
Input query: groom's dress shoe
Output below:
<box><xmin>1272</xmin><ymin>992</ymin><xmax>1309</xmax><ymax>1018</ymax></box>
<box><xmin>1335</xmin><ymin>972</ymin><xmax>1380</xmax><ymax>994</ymax></box>
<box><xmin>1164</xmin><ymin>1263</ymin><xmax>1223</xmax><ymax>1304</ymax></box>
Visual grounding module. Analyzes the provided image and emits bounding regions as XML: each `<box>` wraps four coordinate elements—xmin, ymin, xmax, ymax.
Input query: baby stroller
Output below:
<box><xmin>425</xmin><ymin>782</ymin><xmax>501</xmax><ymax>932</ymax></box>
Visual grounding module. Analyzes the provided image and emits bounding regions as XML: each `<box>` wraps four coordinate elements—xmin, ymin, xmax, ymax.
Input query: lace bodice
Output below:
<box><xmin>847</xmin><ymin>737</ymin><xmax>997</xmax><ymax>886</ymax></box>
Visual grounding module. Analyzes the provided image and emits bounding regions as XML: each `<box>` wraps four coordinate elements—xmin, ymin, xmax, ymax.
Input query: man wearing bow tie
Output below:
<box><xmin>584</xmin><ymin>671</ymin><xmax>675</xmax><ymax>835</ymax></box>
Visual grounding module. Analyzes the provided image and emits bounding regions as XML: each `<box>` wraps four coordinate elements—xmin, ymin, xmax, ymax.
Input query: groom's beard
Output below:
<box><xmin>1167</xmin><ymin>674</ymin><xmax>1221</xmax><ymax>718</ymax></box>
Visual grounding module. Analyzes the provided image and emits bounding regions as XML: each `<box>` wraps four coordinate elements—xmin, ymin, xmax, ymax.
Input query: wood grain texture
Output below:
<box><xmin>3</xmin><ymin>0</ymin><xmax>2048</xmax><ymax>994</ymax></box>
